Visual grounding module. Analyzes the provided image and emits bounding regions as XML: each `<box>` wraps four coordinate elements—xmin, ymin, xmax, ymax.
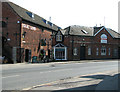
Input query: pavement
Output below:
<box><xmin>1</xmin><ymin>59</ymin><xmax>118</xmax><ymax>66</ymax></box>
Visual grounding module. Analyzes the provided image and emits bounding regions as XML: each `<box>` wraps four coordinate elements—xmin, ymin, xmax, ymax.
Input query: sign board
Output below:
<box><xmin>22</xmin><ymin>23</ymin><xmax>36</xmax><ymax>31</ymax></box>
<box><xmin>101</xmin><ymin>34</ymin><xmax>107</xmax><ymax>43</ymax></box>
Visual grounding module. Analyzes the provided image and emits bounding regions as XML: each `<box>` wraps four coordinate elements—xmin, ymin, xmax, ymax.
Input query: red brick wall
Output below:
<box><xmin>2</xmin><ymin>2</ymin><xmax>53</xmax><ymax>62</ymax></box>
<box><xmin>2</xmin><ymin>2</ymin><xmax>22</xmax><ymax>47</ymax></box>
<box><xmin>52</xmin><ymin>28</ymin><xmax>120</xmax><ymax>60</ymax></box>
<box><xmin>21</xmin><ymin>22</ymin><xmax>52</xmax><ymax>58</ymax></box>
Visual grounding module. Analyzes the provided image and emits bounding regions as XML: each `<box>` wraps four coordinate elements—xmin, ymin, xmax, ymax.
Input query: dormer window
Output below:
<box><xmin>56</xmin><ymin>35</ymin><xmax>62</xmax><ymax>41</ymax></box>
<box><xmin>42</xmin><ymin>19</ymin><xmax>47</xmax><ymax>24</ymax></box>
<box><xmin>26</xmin><ymin>12</ymin><xmax>34</xmax><ymax>19</ymax></box>
<box><xmin>32</xmin><ymin>13</ymin><xmax>34</xmax><ymax>19</ymax></box>
<box><xmin>81</xmin><ymin>30</ymin><xmax>88</xmax><ymax>34</ymax></box>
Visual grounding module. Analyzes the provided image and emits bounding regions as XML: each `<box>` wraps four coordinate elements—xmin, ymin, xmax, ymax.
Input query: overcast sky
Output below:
<box><xmin>8</xmin><ymin>0</ymin><xmax>119</xmax><ymax>31</ymax></box>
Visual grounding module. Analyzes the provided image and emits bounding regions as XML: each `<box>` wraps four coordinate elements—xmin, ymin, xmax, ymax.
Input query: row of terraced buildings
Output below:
<box><xmin>1</xmin><ymin>2</ymin><xmax>120</xmax><ymax>63</ymax></box>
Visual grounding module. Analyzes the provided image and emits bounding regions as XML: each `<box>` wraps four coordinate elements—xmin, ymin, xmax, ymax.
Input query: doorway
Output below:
<box><xmin>54</xmin><ymin>43</ymin><xmax>67</xmax><ymax>60</ymax></box>
<box><xmin>80</xmin><ymin>46</ymin><xmax>86</xmax><ymax>60</ymax></box>
<box><xmin>118</xmin><ymin>47</ymin><xmax>120</xmax><ymax>59</ymax></box>
<box><xmin>25</xmin><ymin>49</ymin><xmax>31</xmax><ymax>62</ymax></box>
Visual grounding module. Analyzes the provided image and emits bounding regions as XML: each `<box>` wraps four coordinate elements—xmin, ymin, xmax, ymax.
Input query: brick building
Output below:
<box><xmin>52</xmin><ymin>25</ymin><xmax>120</xmax><ymax>60</ymax></box>
<box><xmin>1</xmin><ymin>2</ymin><xmax>59</xmax><ymax>63</ymax></box>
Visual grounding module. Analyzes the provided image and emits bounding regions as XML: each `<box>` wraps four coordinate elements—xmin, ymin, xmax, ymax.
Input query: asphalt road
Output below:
<box><xmin>2</xmin><ymin>60</ymin><xmax>118</xmax><ymax>90</ymax></box>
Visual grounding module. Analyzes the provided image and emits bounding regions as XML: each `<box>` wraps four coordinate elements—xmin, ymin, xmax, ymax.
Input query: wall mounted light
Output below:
<box><xmin>7</xmin><ymin>38</ymin><xmax>10</xmax><ymax>41</ymax></box>
<box><xmin>17</xmin><ymin>21</ymin><xmax>20</xmax><ymax>24</ymax></box>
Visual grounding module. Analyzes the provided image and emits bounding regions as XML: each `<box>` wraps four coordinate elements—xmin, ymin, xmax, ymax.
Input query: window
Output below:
<box><xmin>56</xmin><ymin>35</ymin><xmax>62</xmax><ymax>41</ymax></box>
<box><xmin>101</xmin><ymin>47</ymin><xmax>106</xmax><ymax>55</ymax></box>
<box><xmin>73</xmin><ymin>48</ymin><xmax>78</xmax><ymax>55</ymax></box>
<box><xmin>96</xmin><ymin>48</ymin><xmax>99</xmax><ymax>55</ymax></box>
<box><xmin>42</xmin><ymin>19</ymin><xmax>47</xmax><ymax>24</ymax></box>
<box><xmin>81</xmin><ymin>30</ymin><xmax>88</xmax><ymax>34</ymax></box>
<box><xmin>26</xmin><ymin>12</ymin><xmax>34</xmax><ymax>19</ymax></box>
<box><xmin>113</xmin><ymin>48</ymin><xmax>118</xmax><ymax>57</ymax></box>
<box><xmin>0</xmin><ymin>21</ymin><xmax>7</xmax><ymax>27</ymax></box>
<box><xmin>88</xmin><ymin>47</ymin><xmax>91</xmax><ymax>55</ymax></box>
<box><xmin>41</xmin><ymin>39</ymin><xmax>46</xmax><ymax>46</ymax></box>
<box><xmin>108</xmin><ymin>48</ymin><xmax>110</xmax><ymax>55</ymax></box>
<box><xmin>48</xmin><ymin>21</ymin><xmax>53</xmax><ymax>26</ymax></box>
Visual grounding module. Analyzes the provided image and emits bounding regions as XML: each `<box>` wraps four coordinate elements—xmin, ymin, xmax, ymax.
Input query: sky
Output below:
<box><xmin>8</xmin><ymin>0</ymin><xmax>120</xmax><ymax>31</ymax></box>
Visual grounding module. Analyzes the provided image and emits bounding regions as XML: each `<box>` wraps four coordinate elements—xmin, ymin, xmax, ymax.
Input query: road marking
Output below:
<box><xmin>2</xmin><ymin>75</ymin><xmax>20</xmax><ymax>79</ymax></box>
<box><xmin>40</xmin><ymin>69</ymin><xmax>73</xmax><ymax>74</ymax></box>
<box><xmin>23</xmin><ymin>80</ymin><xmax>60</xmax><ymax>90</ymax></box>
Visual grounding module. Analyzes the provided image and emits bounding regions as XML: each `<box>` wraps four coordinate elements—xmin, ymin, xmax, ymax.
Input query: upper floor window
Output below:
<box><xmin>41</xmin><ymin>39</ymin><xmax>46</xmax><ymax>46</ymax></box>
<box><xmin>56</xmin><ymin>35</ymin><xmax>62</xmax><ymax>41</ymax></box>
<box><xmin>0</xmin><ymin>21</ymin><xmax>7</xmax><ymax>27</ymax></box>
<box><xmin>26</xmin><ymin>12</ymin><xmax>34</xmax><ymax>19</ymax></box>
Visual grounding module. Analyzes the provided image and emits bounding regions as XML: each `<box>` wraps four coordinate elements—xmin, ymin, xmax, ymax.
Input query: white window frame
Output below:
<box><xmin>56</xmin><ymin>35</ymin><xmax>62</xmax><ymax>41</ymax></box>
<box><xmin>73</xmin><ymin>48</ymin><xmax>78</xmax><ymax>56</ymax></box>
<box><xmin>108</xmin><ymin>48</ymin><xmax>110</xmax><ymax>55</ymax></box>
<box><xmin>96</xmin><ymin>48</ymin><xmax>99</xmax><ymax>56</ymax></box>
<box><xmin>88</xmin><ymin>47</ymin><xmax>91</xmax><ymax>55</ymax></box>
<box><xmin>101</xmin><ymin>47</ymin><xmax>106</xmax><ymax>55</ymax></box>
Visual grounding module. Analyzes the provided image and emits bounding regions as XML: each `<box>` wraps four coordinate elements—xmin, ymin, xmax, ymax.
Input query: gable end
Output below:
<box><xmin>94</xmin><ymin>26</ymin><xmax>114</xmax><ymax>38</ymax></box>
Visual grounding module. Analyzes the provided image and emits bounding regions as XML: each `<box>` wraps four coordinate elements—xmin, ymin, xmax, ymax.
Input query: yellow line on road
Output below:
<box><xmin>22</xmin><ymin>80</ymin><xmax>60</xmax><ymax>90</ymax></box>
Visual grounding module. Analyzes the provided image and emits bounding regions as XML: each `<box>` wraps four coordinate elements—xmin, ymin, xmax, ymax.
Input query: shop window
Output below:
<box><xmin>101</xmin><ymin>47</ymin><xmax>106</xmax><ymax>55</ymax></box>
<box><xmin>88</xmin><ymin>47</ymin><xmax>91</xmax><ymax>55</ymax></box>
<box><xmin>96</xmin><ymin>48</ymin><xmax>99</xmax><ymax>55</ymax></box>
<box><xmin>108</xmin><ymin>48</ymin><xmax>110</xmax><ymax>55</ymax></box>
<box><xmin>56</xmin><ymin>35</ymin><xmax>62</xmax><ymax>41</ymax></box>
<box><xmin>73</xmin><ymin>48</ymin><xmax>78</xmax><ymax>56</ymax></box>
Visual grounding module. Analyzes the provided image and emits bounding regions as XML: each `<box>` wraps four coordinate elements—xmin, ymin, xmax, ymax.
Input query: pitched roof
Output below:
<box><xmin>64</xmin><ymin>25</ymin><xmax>94</xmax><ymax>36</ymax></box>
<box><xmin>107</xmin><ymin>28</ymin><xmax>120</xmax><ymax>38</ymax></box>
<box><xmin>7</xmin><ymin>2</ymin><xmax>59</xmax><ymax>31</ymax></box>
<box><xmin>63</xmin><ymin>25</ymin><xmax>120</xmax><ymax>38</ymax></box>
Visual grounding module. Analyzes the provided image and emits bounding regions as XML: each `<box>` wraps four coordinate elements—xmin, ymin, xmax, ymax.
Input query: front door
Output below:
<box><xmin>54</xmin><ymin>43</ymin><xmax>67</xmax><ymax>60</ymax></box>
<box><xmin>55</xmin><ymin>48</ymin><xmax>65</xmax><ymax>60</ymax></box>
<box><xmin>25</xmin><ymin>49</ymin><xmax>31</xmax><ymax>62</ymax></box>
<box><xmin>80</xmin><ymin>46</ymin><xmax>86</xmax><ymax>60</ymax></box>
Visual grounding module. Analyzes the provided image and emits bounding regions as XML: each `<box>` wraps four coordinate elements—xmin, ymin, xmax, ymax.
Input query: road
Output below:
<box><xmin>2</xmin><ymin>60</ymin><xmax>118</xmax><ymax>90</ymax></box>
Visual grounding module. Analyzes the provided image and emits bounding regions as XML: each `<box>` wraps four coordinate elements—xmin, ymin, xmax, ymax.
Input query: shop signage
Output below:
<box><xmin>22</xmin><ymin>23</ymin><xmax>36</xmax><ymax>31</ymax></box>
<box><xmin>101</xmin><ymin>34</ymin><xmax>107</xmax><ymax>43</ymax></box>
